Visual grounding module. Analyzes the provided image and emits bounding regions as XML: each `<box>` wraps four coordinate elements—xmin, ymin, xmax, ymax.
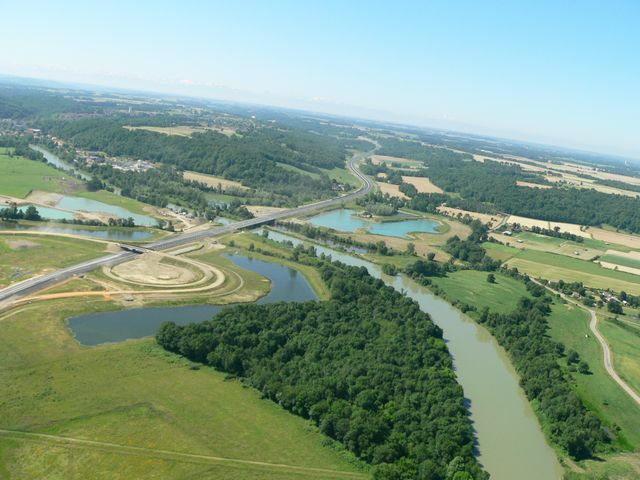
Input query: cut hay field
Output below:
<box><xmin>0</xmin><ymin>296</ymin><xmax>365</xmax><ymax>479</ymax></box>
<box><xmin>401</xmin><ymin>175</ymin><xmax>443</xmax><ymax>193</ymax></box>
<box><xmin>588</xmin><ymin>227</ymin><xmax>640</xmax><ymax>250</ymax></box>
<box><xmin>0</xmin><ymin>152</ymin><xmax>78</xmax><ymax>198</ymax></box>
<box><xmin>370</xmin><ymin>154</ymin><xmax>423</xmax><ymax>169</ymax></box>
<box><xmin>487</xmin><ymin>245</ymin><xmax>640</xmax><ymax>295</ymax></box>
<box><xmin>492</xmin><ymin>231</ymin><xmax>608</xmax><ymax>260</ymax></box>
<box><xmin>516</xmin><ymin>180</ymin><xmax>552</xmax><ymax>189</ymax></box>
<box><xmin>437</xmin><ymin>206</ymin><xmax>503</xmax><ymax>226</ymax></box>
<box><xmin>183</xmin><ymin>171</ymin><xmax>248</xmax><ymax>191</ymax></box>
<box><xmin>124</xmin><ymin>125</ymin><xmax>238</xmax><ymax>137</ymax></box>
<box><xmin>0</xmin><ymin>234</ymin><xmax>107</xmax><ymax>287</ymax></box>
<box><xmin>375</xmin><ymin>181</ymin><xmax>408</xmax><ymax>199</ymax></box>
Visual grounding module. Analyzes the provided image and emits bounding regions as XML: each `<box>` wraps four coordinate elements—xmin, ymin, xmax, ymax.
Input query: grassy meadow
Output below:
<box><xmin>0</xmin><ymin>234</ymin><xmax>107</xmax><ymax>287</ymax></box>
<box><xmin>430</xmin><ymin>270</ymin><xmax>530</xmax><ymax>314</ymax></box>
<box><xmin>0</xmin><ymin>152</ymin><xmax>76</xmax><ymax>198</ymax></box>
<box><xmin>0</xmin><ymin>296</ymin><xmax>366</xmax><ymax>479</ymax></box>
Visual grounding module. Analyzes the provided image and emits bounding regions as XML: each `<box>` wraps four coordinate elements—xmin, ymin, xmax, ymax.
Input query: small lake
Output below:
<box><xmin>67</xmin><ymin>254</ymin><xmax>317</xmax><ymax>346</ymax></box>
<box><xmin>55</xmin><ymin>196</ymin><xmax>156</xmax><ymax>226</ymax></box>
<box><xmin>0</xmin><ymin>222</ymin><xmax>153</xmax><ymax>241</ymax></box>
<box><xmin>308</xmin><ymin>208</ymin><xmax>442</xmax><ymax>238</ymax></box>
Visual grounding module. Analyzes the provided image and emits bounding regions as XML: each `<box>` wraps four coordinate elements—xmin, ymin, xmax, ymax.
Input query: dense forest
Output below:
<box><xmin>45</xmin><ymin>117</ymin><xmax>347</xmax><ymax>204</ymax></box>
<box><xmin>157</xmin><ymin>261</ymin><xmax>487</xmax><ymax>480</ymax></box>
<box><xmin>376</xmin><ymin>138</ymin><xmax>640</xmax><ymax>232</ymax></box>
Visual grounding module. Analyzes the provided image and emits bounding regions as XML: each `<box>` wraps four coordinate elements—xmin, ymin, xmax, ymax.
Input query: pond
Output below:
<box><xmin>307</xmin><ymin>208</ymin><xmax>443</xmax><ymax>238</ymax></box>
<box><xmin>0</xmin><ymin>222</ymin><xmax>153</xmax><ymax>241</ymax></box>
<box><xmin>67</xmin><ymin>254</ymin><xmax>317</xmax><ymax>346</ymax></box>
<box><xmin>0</xmin><ymin>203</ymin><xmax>76</xmax><ymax>221</ymax></box>
<box><xmin>55</xmin><ymin>196</ymin><xmax>156</xmax><ymax>226</ymax></box>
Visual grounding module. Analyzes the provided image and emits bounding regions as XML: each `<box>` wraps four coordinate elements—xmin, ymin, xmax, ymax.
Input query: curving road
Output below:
<box><xmin>0</xmin><ymin>151</ymin><xmax>373</xmax><ymax>306</ymax></box>
<box><xmin>533</xmin><ymin>279</ymin><xmax>640</xmax><ymax>407</ymax></box>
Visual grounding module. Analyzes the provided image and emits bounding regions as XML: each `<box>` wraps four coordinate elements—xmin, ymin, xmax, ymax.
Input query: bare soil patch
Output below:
<box><xmin>6</xmin><ymin>239</ymin><xmax>40</xmax><ymax>250</ymax></box>
<box><xmin>245</xmin><ymin>205</ymin><xmax>288</xmax><ymax>217</ymax></box>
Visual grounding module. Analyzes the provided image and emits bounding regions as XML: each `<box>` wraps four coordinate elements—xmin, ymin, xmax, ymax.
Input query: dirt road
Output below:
<box><xmin>533</xmin><ymin>279</ymin><xmax>640</xmax><ymax>407</ymax></box>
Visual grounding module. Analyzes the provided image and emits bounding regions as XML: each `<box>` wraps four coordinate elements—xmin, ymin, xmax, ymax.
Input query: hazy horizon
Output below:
<box><xmin>1</xmin><ymin>0</ymin><xmax>638</xmax><ymax>158</ymax></box>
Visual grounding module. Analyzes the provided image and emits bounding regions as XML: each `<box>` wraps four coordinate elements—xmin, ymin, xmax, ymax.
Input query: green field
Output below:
<box><xmin>275</xmin><ymin>162</ymin><xmax>357</xmax><ymax>187</ymax></box>
<box><xmin>599</xmin><ymin>319</ymin><xmax>640</xmax><ymax>396</ymax></box>
<box><xmin>600</xmin><ymin>254</ymin><xmax>640</xmax><ymax>270</ymax></box>
<box><xmin>430</xmin><ymin>270</ymin><xmax>530</xmax><ymax>314</ymax></box>
<box><xmin>485</xmin><ymin>243</ymin><xmax>640</xmax><ymax>295</ymax></box>
<box><xmin>0</xmin><ymin>290</ymin><xmax>365</xmax><ymax>479</ymax></box>
<box><xmin>0</xmin><ymin>234</ymin><xmax>106</xmax><ymax>287</ymax></box>
<box><xmin>0</xmin><ymin>153</ymin><xmax>76</xmax><ymax>198</ymax></box>
<box><xmin>321</xmin><ymin>166</ymin><xmax>358</xmax><ymax>186</ymax></box>
<box><xmin>546</xmin><ymin>303</ymin><xmax>640</xmax><ymax>451</ymax></box>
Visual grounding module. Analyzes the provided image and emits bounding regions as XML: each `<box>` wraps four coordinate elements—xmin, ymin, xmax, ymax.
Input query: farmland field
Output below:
<box><xmin>401</xmin><ymin>175</ymin><xmax>443</xmax><ymax>193</ymax></box>
<box><xmin>600</xmin><ymin>254</ymin><xmax>640</xmax><ymax>270</ymax></box>
<box><xmin>485</xmin><ymin>244</ymin><xmax>640</xmax><ymax>294</ymax></box>
<box><xmin>0</xmin><ymin>153</ymin><xmax>77</xmax><ymax>198</ymax></box>
<box><xmin>183</xmin><ymin>170</ymin><xmax>249</xmax><ymax>191</ymax></box>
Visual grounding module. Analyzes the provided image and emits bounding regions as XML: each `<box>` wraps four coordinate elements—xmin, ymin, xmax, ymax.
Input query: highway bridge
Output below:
<box><xmin>0</xmin><ymin>152</ymin><xmax>373</xmax><ymax>305</ymax></box>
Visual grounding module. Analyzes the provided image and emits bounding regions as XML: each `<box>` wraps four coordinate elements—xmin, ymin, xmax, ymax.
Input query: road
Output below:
<box><xmin>0</xmin><ymin>151</ymin><xmax>373</xmax><ymax>305</ymax></box>
<box><xmin>533</xmin><ymin>279</ymin><xmax>640</xmax><ymax>407</ymax></box>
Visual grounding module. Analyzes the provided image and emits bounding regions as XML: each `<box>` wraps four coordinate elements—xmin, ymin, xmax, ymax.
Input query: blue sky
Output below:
<box><xmin>1</xmin><ymin>1</ymin><xmax>638</xmax><ymax>157</ymax></box>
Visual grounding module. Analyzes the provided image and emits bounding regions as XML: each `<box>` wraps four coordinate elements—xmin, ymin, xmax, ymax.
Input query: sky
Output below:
<box><xmin>1</xmin><ymin>0</ymin><xmax>639</xmax><ymax>158</ymax></box>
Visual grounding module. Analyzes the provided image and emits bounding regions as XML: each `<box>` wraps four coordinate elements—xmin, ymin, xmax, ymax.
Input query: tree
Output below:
<box><xmin>567</xmin><ymin>349</ymin><xmax>580</xmax><ymax>365</ymax></box>
<box><xmin>427</xmin><ymin>252</ymin><xmax>436</xmax><ymax>261</ymax></box>
<box><xmin>578</xmin><ymin>361</ymin><xmax>591</xmax><ymax>374</ymax></box>
<box><xmin>406</xmin><ymin>243</ymin><xmax>416</xmax><ymax>256</ymax></box>
<box><xmin>23</xmin><ymin>205</ymin><xmax>41</xmax><ymax>221</ymax></box>
<box><xmin>487</xmin><ymin>273</ymin><xmax>496</xmax><ymax>284</ymax></box>
<box><xmin>607</xmin><ymin>300</ymin><xmax>623</xmax><ymax>314</ymax></box>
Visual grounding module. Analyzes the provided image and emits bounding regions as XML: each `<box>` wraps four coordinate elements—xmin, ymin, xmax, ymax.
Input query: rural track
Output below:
<box><xmin>0</xmin><ymin>149</ymin><xmax>374</xmax><ymax>307</ymax></box>
<box><xmin>532</xmin><ymin>279</ymin><xmax>640</xmax><ymax>407</ymax></box>
<box><xmin>0</xmin><ymin>429</ymin><xmax>367</xmax><ymax>479</ymax></box>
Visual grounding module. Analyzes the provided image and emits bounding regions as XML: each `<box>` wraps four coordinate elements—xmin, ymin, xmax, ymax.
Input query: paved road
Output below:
<box><xmin>533</xmin><ymin>279</ymin><xmax>640</xmax><ymax>407</ymax></box>
<box><xmin>0</xmin><ymin>151</ymin><xmax>373</xmax><ymax>305</ymax></box>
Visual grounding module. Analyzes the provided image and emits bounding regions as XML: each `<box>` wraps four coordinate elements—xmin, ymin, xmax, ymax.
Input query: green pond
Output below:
<box><xmin>308</xmin><ymin>208</ymin><xmax>442</xmax><ymax>238</ymax></box>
